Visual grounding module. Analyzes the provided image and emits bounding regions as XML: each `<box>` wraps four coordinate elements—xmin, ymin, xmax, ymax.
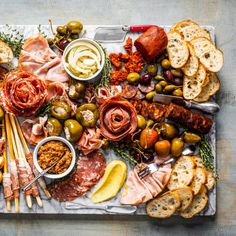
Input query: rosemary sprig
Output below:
<box><xmin>110</xmin><ymin>142</ymin><xmax>138</xmax><ymax>165</ymax></box>
<box><xmin>0</xmin><ymin>25</ymin><xmax>24</xmax><ymax>57</ymax></box>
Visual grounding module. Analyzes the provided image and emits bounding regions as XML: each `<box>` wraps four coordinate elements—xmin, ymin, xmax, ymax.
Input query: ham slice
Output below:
<box><xmin>19</xmin><ymin>34</ymin><xmax>69</xmax><ymax>83</ymax></box>
<box><xmin>120</xmin><ymin>163</ymin><xmax>172</xmax><ymax>205</ymax></box>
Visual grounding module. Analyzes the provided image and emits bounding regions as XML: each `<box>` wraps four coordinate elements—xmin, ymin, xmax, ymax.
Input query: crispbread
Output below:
<box><xmin>190</xmin><ymin>167</ymin><xmax>207</xmax><ymax>195</ymax></box>
<box><xmin>180</xmin><ymin>185</ymin><xmax>208</xmax><ymax>218</ymax></box>
<box><xmin>183</xmin><ymin>64</ymin><xmax>206</xmax><ymax>100</ymax></box>
<box><xmin>178</xmin><ymin>25</ymin><xmax>211</xmax><ymax>42</ymax></box>
<box><xmin>167</xmin><ymin>31</ymin><xmax>189</xmax><ymax>68</ymax></box>
<box><xmin>167</xmin><ymin>156</ymin><xmax>195</xmax><ymax>190</ymax></box>
<box><xmin>146</xmin><ymin>191</ymin><xmax>181</xmax><ymax>218</ymax></box>
<box><xmin>194</xmin><ymin>72</ymin><xmax>220</xmax><ymax>102</ymax></box>
<box><xmin>181</xmin><ymin>44</ymin><xmax>199</xmax><ymax>77</ymax></box>
<box><xmin>0</xmin><ymin>40</ymin><xmax>13</xmax><ymax>64</ymax></box>
<box><xmin>190</xmin><ymin>37</ymin><xmax>224</xmax><ymax>72</ymax></box>
<box><xmin>173</xmin><ymin>187</ymin><xmax>193</xmax><ymax>211</ymax></box>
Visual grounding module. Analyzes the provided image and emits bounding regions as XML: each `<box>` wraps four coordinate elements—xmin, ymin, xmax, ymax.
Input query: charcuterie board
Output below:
<box><xmin>0</xmin><ymin>24</ymin><xmax>217</xmax><ymax>216</ymax></box>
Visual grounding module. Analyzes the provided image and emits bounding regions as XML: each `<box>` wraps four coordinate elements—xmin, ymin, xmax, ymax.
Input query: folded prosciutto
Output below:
<box><xmin>120</xmin><ymin>164</ymin><xmax>172</xmax><ymax>205</ymax></box>
<box><xmin>99</xmin><ymin>96</ymin><xmax>137</xmax><ymax>141</ymax></box>
<box><xmin>76</xmin><ymin>128</ymin><xmax>103</xmax><ymax>155</ymax></box>
<box><xmin>19</xmin><ymin>34</ymin><xmax>69</xmax><ymax>83</ymax></box>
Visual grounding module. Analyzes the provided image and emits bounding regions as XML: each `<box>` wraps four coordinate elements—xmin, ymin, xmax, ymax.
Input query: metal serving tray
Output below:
<box><xmin>0</xmin><ymin>25</ymin><xmax>216</xmax><ymax>215</ymax></box>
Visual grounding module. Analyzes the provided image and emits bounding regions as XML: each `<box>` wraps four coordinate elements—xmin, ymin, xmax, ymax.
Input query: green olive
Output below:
<box><xmin>163</xmin><ymin>85</ymin><xmax>181</xmax><ymax>94</ymax></box>
<box><xmin>76</xmin><ymin>103</ymin><xmax>99</xmax><ymax>128</ymax></box>
<box><xmin>161</xmin><ymin>59</ymin><xmax>171</xmax><ymax>69</ymax></box>
<box><xmin>0</xmin><ymin>107</ymin><xmax>4</xmax><ymax>120</ymax></box>
<box><xmin>170</xmin><ymin>69</ymin><xmax>183</xmax><ymax>78</ymax></box>
<box><xmin>46</xmin><ymin>118</ymin><xmax>62</xmax><ymax>136</ymax></box>
<box><xmin>47</xmin><ymin>38</ymin><xmax>54</xmax><ymax>45</ymax></box>
<box><xmin>146</xmin><ymin>91</ymin><xmax>156</xmax><ymax>100</ymax></box>
<box><xmin>137</xmin><ymin>115</ymin><xmax>146</xmax><ymax>129</ymax></box>
<box><xmin>67</xmin><ymin>21</ymin><xmax>83</xmax><ymax>34</ymax></box>
<box><xmin>172</xmin><ymin>88</ymin><xmax>183</xmax><ymax>97</ymax></box>
<box><xmin>75</xmin><ymin>82</ymin><xmax>86</xmax><ymax>93</ymax></box>
<box><xmin>158</xmin><ymin>80</ymin><xmax>168</xmax><ymax>87</ymax></box>
<box><xmin>183</xmin><ymin>132</ymin><xmax>201</xmax><ymax>144</ymax></box>
<box><xmin>147</xmin><ymin>64</ymin><xmax>158</xmax><ymax>76</ymax></box>
<box><xmin>127</xmin><ymin>72</ymin><xmax>140</xmax><ymax>83</ymax></box>
<box><xmin>146</xmin><ymin>119</ymin><xmax>154</xmax><ymax>127</ymax></box>
<box><xmin>68</xmin><ymin>85</ymin><xmax>80</xmax><ymax>99</ymax></box>
<box><xmin>155</xmin><ymin>84</ymin><xmax>162</xmax><ymax>93</ymax></box>
<box><xmin>50</xmin><ymin>101</ymin><xmax>71</xmax><ymax>120</ymax></box>
<box><xmin>64</xmin><ymin>119</ymin><xmax>83</xmax><ymax>142</ymax></box>
<box><xmin>56</xmin><ymin>25</ymin><xmax>68</xmax><ymax>35</ymax></box>
<box><xmin>70</xmin><ymin>33</ymin><xmax>79</xmax><ymax>40</ymax></box>
<box><xmin>154</xmin><ymin>74</ymin><xmax>164</xmax><ymax>81</ymax></box>
<box><xmin>161</xmin><ymin>123</ymin><xmax>179</xmax><ymax>140</ymax></box>
<box><xmin>171</xmin><ymin>137</ymin><xmax>185</xmax><ymax>157</ymax></box>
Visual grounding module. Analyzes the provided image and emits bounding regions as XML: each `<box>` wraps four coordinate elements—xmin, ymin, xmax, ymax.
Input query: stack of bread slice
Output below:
<box><xmin>146</xmin><ymin>156</ymin><xmax>215</xmax><ymax>218</ymax></box>
<box><xmin>166</xmin><ymin>20</ymin><xmax>223</xmax><ymax>102</ymax></box>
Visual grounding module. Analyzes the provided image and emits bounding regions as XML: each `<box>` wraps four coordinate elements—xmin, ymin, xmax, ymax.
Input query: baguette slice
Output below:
<box><xmin>146</xmin><ymin>191</ymin><xmax>181</xmax><ymax>218</ymax></box>
<box><xmin>180</xmin><ymin>185</ymin><xmax>208</xmax><ymax>218</ymax></box>
<box><xmin>0</xmin><ymin>40</ymin><xmax>13</xmax><ymax>64</ymax></box>
<box><xmin>190</xmin><ymin>167</ymin><xmax>207</xmax><ymax>195</ymax></box>
<box><xmin>190</xmin><ymin>37</ymin><xmax>224</xmax><ymax>72</ymax></box>
<box><xmin>173</xmin><ymin>187</ymin><xmax>193</xmax><ymax>211</ymax></box>
<box><xmin>194</xmin><ymin>72</ymin><xmax>220</xmax><ymax>102</ymax></box>
<box><xmin>181</xmin><ymin>44</ymin><xmax>199</xmax><ymax>77</ymax></box>
<box><xmin>167</xmin><ymin>156</ymin><xmax>195</xmax><ymax>191</ymax></box>
<box><xmin>167</xmin><ymin>31</ymin><xmax>189</xmax><ymax>68</ymax></box>
<box><xmin>183</xmin><ymin>64</ymin><xmax>206</xmax><ymax>100</ymax></box>
<box><xmin>193</xmin><ymin>156</ymin><xmax>216</xmax><ymax>191</ymax></box>
<box><xmin>178</xmin><ymin>25</ymin><xmax>211</xmax><ymax>42</ymax></box>
<box><xmin>170</xmin><ymin>19</ymin><xmax>199</xmax><ymax>32</ymax></box>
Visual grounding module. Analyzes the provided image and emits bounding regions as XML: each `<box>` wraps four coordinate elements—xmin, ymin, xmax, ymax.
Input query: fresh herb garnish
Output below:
<box><xmin>110</xmin><ymin>141</ymin><xmax>138</xmax><ymax>165</ymax></box>
<box><xmin>0</xmin><ymin>25</ymin><xmax>24</xmax><ymax>57</ymax></box>
<box><xmin>37</xmin><ymin>24</ymin><xmax>47</xmax><ymax>38</ymax></box>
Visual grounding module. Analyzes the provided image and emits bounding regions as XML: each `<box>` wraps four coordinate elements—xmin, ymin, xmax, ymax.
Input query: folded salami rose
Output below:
<box><xmin>1</xmin><ymin>69</ymin><xmax>47</xmax><ymax>116</ymax></box>
<box><xmin>99</xmin><ymin>96</ymin><xmax>137</xmax><ymax>141</ymax></box>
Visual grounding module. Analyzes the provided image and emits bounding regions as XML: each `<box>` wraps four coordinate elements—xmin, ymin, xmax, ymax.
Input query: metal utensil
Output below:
<box><xmin>138</xmin><ymin>158</ymin><xmax>175</xmax><ymax>179</ymax></box>
<box><xmin>94</xmin><ymin>25</ymin><xmax>153</xmax><ymax>43</ymax></box>
<box><xmin>153</xmin><ymin>94</ymin><xmax>220</xmax><ymax>114</ymax></box>
<box><xmin>65</xmin><ymin>202</ymin><xmax>137</xmax><ymax>214</ymax></box>
<box><xmin>182</xmin><ymin>145</ymin><xmax>196</xmax><ymax>156</ymax></box>
<box><xmin>22</xmin><ymin>159</ymin><xmax>60</xmax><ymax>192</ymax></box>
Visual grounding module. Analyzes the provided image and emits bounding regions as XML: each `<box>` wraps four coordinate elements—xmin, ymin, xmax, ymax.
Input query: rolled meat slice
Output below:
<box><xmin>3</xmin><ymin>173</ymin><xmax>13</xmax><ymax>200</ymax></box>
<box><xmin>134</xmin><ymin>26</ymin><xmax>168</xmax><ymax>62</ymax></box>
<box><xmin>10</xmin><ymin>161</ymin><xmax>20</xmax><ymax>198</ymax></box>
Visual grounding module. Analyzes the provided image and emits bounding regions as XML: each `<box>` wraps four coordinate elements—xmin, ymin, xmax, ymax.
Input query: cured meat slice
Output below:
<box><xmin>0</xmin><ymin>137</ymin><xmax>5</xmax><ymax>155</ymax></box>
<box><xmin>45</xmin><ymin>81</ymin><xmax>66</xmax><ymax>102</ymax></box>
<box><xmin>1</xmin><ymin>69</ymin><xmax>47</xmax><ymax>116</ymax></box>
<box><xmin>3</xmin><ymin>173</ymin><xmax>13</xmax><ymax>200</ymax></box>
<box><xmin>96</xmin><ymin>85</ymin><xmax>121</xmax><ymax>105</ymax></box>
<box><xmin>122</xmin><ymin>82</ymin><xmax>138</xmax><ymax>99</ymax></box>
<box><xmin>10</xmin><ymin>161</ymin><xmax>20</xmax><ymax>198</ymax></box>
<box><xmin>48</xmin><ymin>151</ymin><xmax>106</xmax><ymax>202</ymax></box>
<box><xmin>99</xmin><ymin>96</ymin><xmax>138</xmax><ymax>141</ymax></box>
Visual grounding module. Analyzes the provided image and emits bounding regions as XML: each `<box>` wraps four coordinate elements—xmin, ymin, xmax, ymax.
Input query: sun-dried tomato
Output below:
<box><xmin>124</xmin><ymin>37</ymin><xmax>133</xmax><ymax>54</ymax></box>
<box><xmin>110</xmin><ymin>69</ymin><xmax>128</xmax><ymax>85</ymax></box>
<box><xmin>109</xmin><ymin>53</ymin><xmax>122</xmax><ymax>68</ymax></box>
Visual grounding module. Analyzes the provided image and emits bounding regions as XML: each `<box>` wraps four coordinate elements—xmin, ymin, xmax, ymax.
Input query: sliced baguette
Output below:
<box><xmin>178</xmin><ymin>24</ymin><xmax>211</xmax><ymax>42</ymax></box>
<box><xmin>170</xmin><ymin>19</ymin><xmax>199</xmax><ymax>32</ymax></box>
<box><xmin>173</xmin><ymin>187</ymin><xmax>193</xmax><ymax>211</ymax></box>
<box><xmin>194</xmin><ymin>72</ymin><xmax>220</xmax><ymax>102</ymax></box>
<box><xmin>190</xmin><ymin>167</ymin><xmax>207</xmax><ymax>195</ymax></box>
<box><xmin>167</xmin><ymin>156</ymin><xmax>195</xmax><ymax>191</ymax></box>
<box><xmin>180</xmin><ymin>185</ymin><xmax>208</xmax><ymax>218</ymax></box>
<box><xmin>146</xmin><ymin>191</ymin><xmax>181</xmax><ymax>218</ymax></box>
<box><xmin>167</xmin><ymin>31</ymin><xmax>189</xmax><ymax>68</ymax></box>
<box><xmin>190</xmin><ymin>37</ymin><xmax>224</xmax><ymax>72</ymax></box>
<box><xmin>0</xmin><ymin>40</ymin><xmax>13</xmax><ymax>64</ymax></box>
<box><xmin>183</xmin><ymin>64</ymin><xmax>206</xmax><ymax>100</ymax></box>
<box><xmin>181</xmin><ymin>44</ymin><xmax>199</xmax><ymax>77</ymax></box>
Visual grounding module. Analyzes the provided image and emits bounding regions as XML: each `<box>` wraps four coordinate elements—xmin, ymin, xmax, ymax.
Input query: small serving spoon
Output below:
<box><xmin>22</xmin><ymin>159</ymin><xmax>60</xmax><ymax>192</ymax></box>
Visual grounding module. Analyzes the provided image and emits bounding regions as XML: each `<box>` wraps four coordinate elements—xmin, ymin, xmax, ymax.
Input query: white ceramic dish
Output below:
<box><xmin>33</xmin><ymin>136</ymin><xmax>76</xmax><ymax>179</ymax></box>
<box><xmin>63</xmin><ymin>38</ymin><xmax>105</xmax><ymax>83</ymax></box>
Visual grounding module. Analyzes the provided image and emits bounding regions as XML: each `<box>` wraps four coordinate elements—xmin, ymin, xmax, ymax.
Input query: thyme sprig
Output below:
<box><xmin>0</xmin><ymin>25</ymin><xmax>24</xmax><ymax>57</ymax></box>
<box><xmin>37</xmin><ymin>24</ymin><xmax>47</xmax><ymax>38</ymax></box>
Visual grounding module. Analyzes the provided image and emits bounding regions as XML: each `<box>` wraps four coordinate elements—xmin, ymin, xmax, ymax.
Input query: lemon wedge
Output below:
<box><xmin>90</xmin><ymin>160</ymin><xmax>127</xmax><ymax>203</ymax></box>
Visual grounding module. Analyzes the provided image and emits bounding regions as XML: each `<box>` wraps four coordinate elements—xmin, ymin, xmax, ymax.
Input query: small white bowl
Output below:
<box><xmin>33</xmin><ymin>136</ymin><xmax>76</xmax><ymax>179</ymax></box>
<box><xmin>62</xmin><ymin>38</ymin><xmax>105</xmax><ymax>83</ymax></box>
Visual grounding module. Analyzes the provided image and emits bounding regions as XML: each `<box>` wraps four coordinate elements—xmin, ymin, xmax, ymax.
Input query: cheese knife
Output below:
<box><xmin>94</xmin><ymin>25</ymin><xmax>153</xmax><ymax>43</ymax></box>
<box><xmin>153</xmin><ymin>94</ymin><xmax>220</xmax><ymax>114</ymax></box>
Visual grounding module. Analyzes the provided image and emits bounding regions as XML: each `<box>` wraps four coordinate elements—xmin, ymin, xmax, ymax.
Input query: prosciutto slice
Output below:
<box><xmin>99</xmin><ymin>96</ymin><xmax>137</xmax><ymax>141</ymax></box>
<box><xmin>19</xmin><ymin>34</ymin><xmax>69</xmax><ymax>83</ymax></box>
<box><xmin>3</xmin><ymin>173</ymin><xmax>13</xmax><ymax>200</ymax></box>
<box><xmin>21</xmin><ymin>116</ymin><xmax>48</xmax><ymax>146</ymax></box>
<box><xmin>10</xmin><ymin>161</ymin><xmax>20</xmax><ymax>198</ymax></box>
<box><xmin>0</xmin><ymin>137</ymin><xmax>5</xmax><ymax>155</ymax></box>
<box><xmin>45</xmin><ymin>81</ymin><xmax>66</xmax><ymax>102</ymax></box>
<box><xmin>120</xmin><ymin>163</ymin><xmax>172</xmax><ymax>205</ymax></box>
<box><xmin>76</xmin><ymin>128</ymin><xmax>103</xmax><ymax>155</ymax></box>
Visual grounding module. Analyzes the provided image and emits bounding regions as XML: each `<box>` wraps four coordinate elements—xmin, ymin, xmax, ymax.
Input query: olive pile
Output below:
<box><xmin>48</xmin><ymin>20</ymin><xmax>83</xmax><ymax>51</ymax></box>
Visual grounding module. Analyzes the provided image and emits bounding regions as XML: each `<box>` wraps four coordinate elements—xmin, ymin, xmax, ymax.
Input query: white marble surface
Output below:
<box><xmin>0</xmin><ymin>0</ymin><xmax>236</xmax><ymax>235</ymax></box>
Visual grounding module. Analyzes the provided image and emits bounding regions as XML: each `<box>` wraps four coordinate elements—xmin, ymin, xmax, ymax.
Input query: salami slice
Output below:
<box><xmin>48</xmin><ymin>151</ymin><xmax>106</xmax><ymax>202</ymax></box>
<box><xmin>138</xmin><ymin>80</ymin><xmax>155</xmax><ymax>94</ymax></box>
<box><xmin>122</xmin><ymin>82</ymin><xmax>138</xmax><ymax>99</ymax></box>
